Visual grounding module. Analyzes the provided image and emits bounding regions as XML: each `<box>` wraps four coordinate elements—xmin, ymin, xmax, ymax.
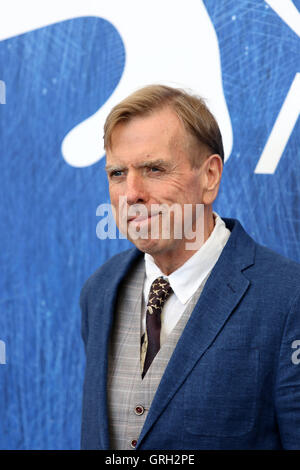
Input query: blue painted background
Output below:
<box><xmin>210</xmin><ymin>1</ymin><xmax>300</xmax><ymax>258</ymax></box>
<box><xmin>0</xmin><ymin>1</ymin><xmax>299</xmax><ymax>449</ymax></box>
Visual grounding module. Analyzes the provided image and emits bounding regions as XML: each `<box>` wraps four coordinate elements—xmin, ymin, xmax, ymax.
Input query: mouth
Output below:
<box><xmin>127</xmin><ymin>212</ymin><xmax>161</xmax><ymax>225</ymax></box>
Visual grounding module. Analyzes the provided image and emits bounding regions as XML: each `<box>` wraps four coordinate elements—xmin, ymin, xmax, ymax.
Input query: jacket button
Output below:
<box><xmin>134</xmin><ymin>405</ymin><xmax>145</xmax><ymax>415</ymax></box>
<box><xmin>131</xmin><ymin>439</ymin><xmax>137</xmax><ymax>448</ymax></box>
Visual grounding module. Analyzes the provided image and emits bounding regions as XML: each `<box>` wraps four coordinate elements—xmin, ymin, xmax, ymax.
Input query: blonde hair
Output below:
<box><xmin>103</xmin><ymin>84</ymin><xmax>224</xmax><ymax>166</ymax></box>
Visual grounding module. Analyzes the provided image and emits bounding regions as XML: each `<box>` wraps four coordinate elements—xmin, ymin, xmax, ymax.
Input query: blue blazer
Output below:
<box><xmin>80</xmin><ymin>218</ymin><xmax>300</xmax><ymax>449</ymax></box>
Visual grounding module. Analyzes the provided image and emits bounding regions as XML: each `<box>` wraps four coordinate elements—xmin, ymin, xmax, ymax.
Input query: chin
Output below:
<box><xmin>130</xmin><ymin>237</ymin><xmax>162</xmax><ymax>254</ymax></box>
<box><xmin>131</xmin><ymin>237</ymin><xmax>176</xmax><ymax>256</ymax></box>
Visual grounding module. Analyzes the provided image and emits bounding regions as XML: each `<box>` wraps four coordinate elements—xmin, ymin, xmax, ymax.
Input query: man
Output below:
<box><xmin>80</xmin><ymin>85</ymin><xmax>300</xmax><ymax>450</ymax></box>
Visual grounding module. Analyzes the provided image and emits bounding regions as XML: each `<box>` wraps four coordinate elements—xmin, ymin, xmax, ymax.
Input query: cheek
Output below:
<box><xmin>158</xmin><ymin>178</ymin><xmax>202</xmax><ymax>204</ymax></box>
<box><xmin>109</xmin><ymin>185</ymin><xmax>120</xmax><ymax>206</ymax></box>
<box><xmin>109</xmin><ymin>187</ymin><xmax>127</xmax><ymax>223</ymax></box>
<box><xmin>183</xmin><ymin>177</ymin><xmax>203</xmax><ymax>201</ymax></box>
<box><xmin>151</xmin><ymin>178</ymin><xmax>186</xmax><ymax>198</ymax></box>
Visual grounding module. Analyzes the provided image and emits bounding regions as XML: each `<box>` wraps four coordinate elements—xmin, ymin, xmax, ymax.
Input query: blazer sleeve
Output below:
<box><xmin>275</xmin><ymin>289</ymin><xmax>300</xmax><ymax>449</ymax></box>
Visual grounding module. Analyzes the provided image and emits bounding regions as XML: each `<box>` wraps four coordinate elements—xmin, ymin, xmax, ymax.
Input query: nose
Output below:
<box><xmin>125</xmin><ymin>172</ymin><xmax>148</xmax><ymax>205</ymax></box>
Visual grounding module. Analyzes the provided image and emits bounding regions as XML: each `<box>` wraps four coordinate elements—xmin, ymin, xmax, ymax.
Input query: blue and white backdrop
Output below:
<box><xmin>0</xmin><ymin>0</ymin><xmax>299</xmax><ymax>449</ymax></box>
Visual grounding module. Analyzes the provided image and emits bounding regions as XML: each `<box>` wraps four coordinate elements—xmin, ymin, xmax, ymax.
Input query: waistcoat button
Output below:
<box><xmin>134</xmin><ymin>405</ymin><xmax>145</xmax><ymax>415</ymax></box>
<box><xmin>131</xmin><ymin>439</ymin><xmax>137</xmax><ymax>448</ymax></box>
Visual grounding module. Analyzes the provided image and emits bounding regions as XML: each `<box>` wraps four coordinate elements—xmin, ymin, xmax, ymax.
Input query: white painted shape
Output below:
<box><xmin>0</xmin><ymin>0</ymin><xmax>233</xmax><ymax>167</ymax></box>
<box><xmin>255</xmin><ymin>73</ymin><xmax>300</xmax><ymax>174</ymax></box>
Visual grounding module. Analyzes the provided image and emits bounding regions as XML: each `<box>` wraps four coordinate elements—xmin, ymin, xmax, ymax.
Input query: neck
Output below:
<box><xmin>151</xmin><ymin>207</ymin><xmax>215</xmax><ymax>275</ymax></box>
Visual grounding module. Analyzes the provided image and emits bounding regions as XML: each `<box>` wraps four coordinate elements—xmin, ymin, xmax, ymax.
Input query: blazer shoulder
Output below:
<box><xmin>223</xmin><ymin>217</ymin><xmax>300</xmax><ymax>301</ymax></box>
<box><xmin>250</xmin><ymin>240</ymin><xmax>300</xmax><ymax>293</ymax></box>
<box><xmin>255</xmin><ymin>241</ymin><xmax>300</xmax><ymax>272</ymax></box>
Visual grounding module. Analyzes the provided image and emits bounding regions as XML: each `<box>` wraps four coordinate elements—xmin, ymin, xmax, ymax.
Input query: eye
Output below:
<box><xmin>148</xmin><ymin>166</ymin><xmax>163</xmax><ymax>173</ymax></box>
<box><xmin>110</xmin><ymin>170</ymin><xmax>123</xmax><ymax>178</ymax></box>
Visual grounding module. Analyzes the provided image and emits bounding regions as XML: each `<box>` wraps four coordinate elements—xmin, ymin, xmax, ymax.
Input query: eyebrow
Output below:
<box><xmin>105</xmin><ymin>159</ymin><xmax>170</xmax><ymax>173</ymax></box>
<box><xmin>105</xmin><ymin>164</ymin><xmax>126</xmax><ymax>173</ymax></box>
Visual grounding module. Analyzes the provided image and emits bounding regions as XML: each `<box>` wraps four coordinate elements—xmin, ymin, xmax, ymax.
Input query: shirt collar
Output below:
<box><xmin>144</xmin><ymin>212</ymin><xmax>231</xmax><ymax>305</ymax></box>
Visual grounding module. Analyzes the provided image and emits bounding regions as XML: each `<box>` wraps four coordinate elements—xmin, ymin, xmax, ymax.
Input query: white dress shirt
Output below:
<box><xmin>142</xmin><ymin>212</ymin><xmax>231</xmax><ymax>345</ymax></box>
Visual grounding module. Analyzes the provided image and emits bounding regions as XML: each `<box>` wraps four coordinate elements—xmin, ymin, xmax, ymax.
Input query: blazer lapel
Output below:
<box><xmin>137</xmin><ymin>218</ymin><xmax>256</xmax><ymax>448</ymax></box>
<box><xmin>96</xmin><ymin>248</ymin><xmax>142</xmax><ymax>449</ymax></box>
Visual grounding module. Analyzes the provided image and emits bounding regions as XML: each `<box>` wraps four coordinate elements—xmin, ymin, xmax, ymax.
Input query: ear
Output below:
<box><xmin>201</xmin><ymin>154</ymin><xmax>223</xmax><ymax>205</ymax></box>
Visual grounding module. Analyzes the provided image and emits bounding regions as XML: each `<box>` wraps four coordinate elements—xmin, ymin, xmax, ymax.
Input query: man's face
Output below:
<box><xmin>105</xmin><ymin>106</ymin><xmax>207</xmax><ymax>257</ymax></box>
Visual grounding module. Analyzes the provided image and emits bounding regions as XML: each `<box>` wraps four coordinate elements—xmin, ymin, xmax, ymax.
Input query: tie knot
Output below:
<box><xmin>147</xmin><ymin>276</ymin><xmax>173</xmax><ymax>315</ymax></box>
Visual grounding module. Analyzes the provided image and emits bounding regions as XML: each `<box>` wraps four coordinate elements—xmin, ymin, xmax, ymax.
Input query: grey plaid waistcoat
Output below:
<box><xmin>107</xmin><ymin>258</ymin><xmax>210</xmax><ymax>450</ymax></box>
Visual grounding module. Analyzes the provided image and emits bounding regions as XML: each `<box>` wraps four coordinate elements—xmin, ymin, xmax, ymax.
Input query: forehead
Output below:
<box><xmin>106</xmin><ymin>107</ymin><xmax>187</xmax><ymax>161</ymax></box>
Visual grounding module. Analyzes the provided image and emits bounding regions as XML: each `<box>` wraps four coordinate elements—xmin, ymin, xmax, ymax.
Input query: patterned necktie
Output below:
<box><xmin>142</xmin><ymin>276</ymin><xmax>173</xmax><ymax>379</ymax></box>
